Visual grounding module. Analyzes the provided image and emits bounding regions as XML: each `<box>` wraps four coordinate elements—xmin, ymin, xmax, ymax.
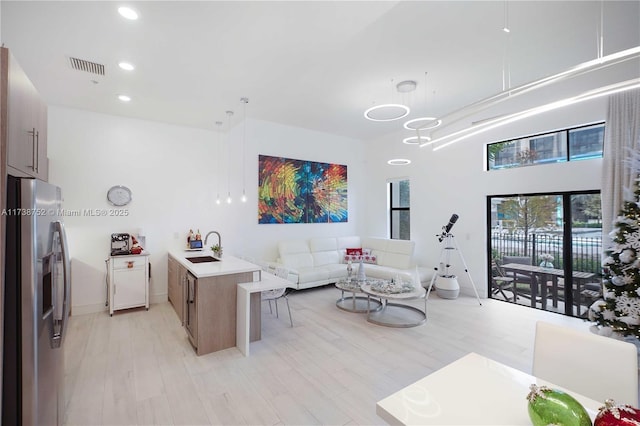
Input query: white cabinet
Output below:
<box><xmin>4</xmin><ymin>48</ymin><xmax>48</xmax><ymax>180</ymax></box>
<box><xmin>108</xmin><ymin>254</ymin><xmax>149</xmax><ymax>316</ymax></box>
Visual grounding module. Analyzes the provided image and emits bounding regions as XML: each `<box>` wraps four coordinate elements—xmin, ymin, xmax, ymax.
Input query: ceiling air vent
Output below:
<box><xmin>68</xmin><ymin>57</ymin><xmax>105</xmax><ymax>76</ymax></box>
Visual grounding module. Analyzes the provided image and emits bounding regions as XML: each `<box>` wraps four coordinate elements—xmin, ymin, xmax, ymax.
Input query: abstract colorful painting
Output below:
<box><xmin>258</xmin><ymin>155</ymin><xmax>348</xmax><ymax>224</ymax></box>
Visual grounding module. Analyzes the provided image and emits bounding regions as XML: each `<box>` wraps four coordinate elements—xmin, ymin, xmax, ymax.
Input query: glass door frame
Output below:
<box><xmin>486</xmin><ymin>189</ymin><xmax>601</xmax><ymax>316</ymax></box>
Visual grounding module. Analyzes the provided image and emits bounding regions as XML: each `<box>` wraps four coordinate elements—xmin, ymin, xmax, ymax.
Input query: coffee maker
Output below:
<box><xmin>110</xmin><ymin>233</ymin><xmax>131</xmax><ymax>256</ymax></box>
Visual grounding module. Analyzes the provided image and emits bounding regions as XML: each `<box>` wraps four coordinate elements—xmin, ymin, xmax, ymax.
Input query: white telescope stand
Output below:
<box><xmin>426</xmin><ymin>233</ymin><xmax>482</xmax><ymax>305</ymax></box>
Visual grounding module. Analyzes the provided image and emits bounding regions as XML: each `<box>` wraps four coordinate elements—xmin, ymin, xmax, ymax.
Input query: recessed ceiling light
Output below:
<box><xmin>118</xmin><ymin>6</ymin><xmax>139</xmax><ymax>20</ymax></box>
<box><xmin>118</xmin><ymin>94</ymin><xmax>131</xmax><ymax>102</ymax></box>
<box><xmin>403</xmin><ymin>136</ymin><xmax>431</xmax><ymax>145</ymax></box>
<box><xmin>118</xmin><ymin>62</ymin><xmax>135</xmax><ymax>71</ymax></box>
<box><xmin>387</xmin><ymin>159</ymin><xmax>411</xmax><ymax>166</ymax></box>
<box><xmin>404</xmin><ymin>117</ymin><xmax>442</xmax><ymax>131</ymax></box>
<box><xmin>364</xmin><ymin>104</ymin><xmax>410</xmax><ymax>122</ymax></box>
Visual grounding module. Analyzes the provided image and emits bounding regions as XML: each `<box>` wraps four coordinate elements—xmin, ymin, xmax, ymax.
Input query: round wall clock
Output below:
<box><xmin>107</xmin><ymin>185</ymin><xmax>132</xmax><ymax>206</ymax></box>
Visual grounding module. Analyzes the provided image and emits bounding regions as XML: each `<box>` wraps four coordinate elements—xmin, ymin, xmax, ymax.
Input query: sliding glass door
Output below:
<box><xmin>488</xmin><ymin>191</ymin><xmax>602</xmax><ymax>317</ymax></box>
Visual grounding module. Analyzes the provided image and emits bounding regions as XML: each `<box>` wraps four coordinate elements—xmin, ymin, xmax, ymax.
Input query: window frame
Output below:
<box><xmin>389</xmin><ymin>179</ymin><xmax>410</xmax><ymax>240</ymax></box>
<box><xmin>486</xmin><ymin>122</ymin><xmax>605</xmax><ymax>171</ymax></box>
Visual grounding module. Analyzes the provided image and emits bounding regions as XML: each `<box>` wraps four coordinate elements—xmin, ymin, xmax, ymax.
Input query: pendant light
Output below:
<box><xmin>403</xmin><ymin>73</ymin><xmax>441</xmax><ymax>146</ymax></box>
<box><xmin>420</xmin><ymin>0</ymin><xmax>640</xmax><ymax>151</ymax></box>
<box><xmin>364</xmin><ymin>78</ymin><xmax>411</xmax><ymax>122</ymax></box>
<box><xmin>240</xmin><ymin>97</ymin><xmax>248</xmax><ymax>203</ymax></box>
<box><xmin>215</xmin><ymin>121</ymin><xmax>222</xmax><ymax>205</ymax></box>
<box><xmin>225</xmin><ymin>110</ymin><xmax>233</xmax><ymax>204</ymax></box>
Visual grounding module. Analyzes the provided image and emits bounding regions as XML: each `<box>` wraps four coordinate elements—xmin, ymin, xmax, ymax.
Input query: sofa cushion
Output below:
<box><xmin>383</xmin><ymin>239</ymin><xmax>415</xmax><ymax>269</ymax></box>
<box><xmin>326</xmin><ymin>264</ymin><xmax>348</xmax><ymax>279</ymax></box>
<box><xmin>297</xmin><ymin>266</ymin><xmax>330</xmax><ymax>283</ymax></box>
<box><xmin>278</xmin><ymin>239</ymin><xmax>314</xmax><ymax>269</ymax></box>
<box><xmin>310</xmin><ymin>237</ymin><xmax>337</xmax><ymax>252</ymax></box>
<box><xmin>344</xmin><ymin>254</ymin><xmax>377</xmax><ymax>264</ymax></box>
<box><xmin>314</xmin><ymin>250</ymin><xmax>340</xmax><ymax>267</ymax></box>
<box><xmin>362</xmin><ymin>237</ymin><xmax>388</xmax><ymax>265</ymax></box>
<box><xmin>281</xmin><ymin>253</ymin><xmax>314</xmax><ymax>270</ymax></box>
<box><xmin>309</xmin><ymin>237</ymin><xmax>339</xmax><ymax>266</ymax></box>
<box><xmin>346</xmin><ymin>248</ymin><xmax>362</xmax><ymax>255</ymax></box>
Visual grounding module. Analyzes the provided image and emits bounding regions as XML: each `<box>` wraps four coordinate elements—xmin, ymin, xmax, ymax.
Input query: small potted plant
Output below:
<box><xmin>211</xmin><ymin>244</ymin><xmax>223</xmax><ymax>258</ymax></box>
<box><xmin>539</xmin><ymin>253</ymin><xmax>554</xmax><ymax>269</ymax></box>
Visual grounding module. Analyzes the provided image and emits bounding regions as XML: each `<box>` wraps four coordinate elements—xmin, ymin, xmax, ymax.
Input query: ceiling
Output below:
<box><xmin>2</xmin><ymin>1</ymin><xmax>639</xmax><ymax>141</ymax></box>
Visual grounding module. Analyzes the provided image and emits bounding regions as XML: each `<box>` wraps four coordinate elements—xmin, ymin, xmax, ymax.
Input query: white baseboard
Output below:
<box><xmin>71</xmin><ymin>293</ymin><xmax>168</xmax><ymax>316</ymax></box>
<box><xmin>71</xmin><ymin>302</ymin><xmax>108</xmax><ymax>316</ymax></box>
<box><xmin>150</xmin><ymin>293</ymin><xmax>168</xmax><ymax>304</ymax></box>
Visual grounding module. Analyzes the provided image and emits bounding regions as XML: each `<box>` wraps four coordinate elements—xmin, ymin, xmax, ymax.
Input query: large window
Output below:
<box><xmin>389</xmin><ymin>179</ymin><xmax>410</xmax><ymax>240</ymax></box>
<box><xmin>487</xmin><ymin>123</ymin><xmax>604</xmax><ymax>170</ymax></box>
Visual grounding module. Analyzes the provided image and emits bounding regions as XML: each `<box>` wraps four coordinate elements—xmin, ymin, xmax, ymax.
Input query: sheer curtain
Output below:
<box><xmin>601</xmin><ymin>88</ymin><xmax>640</xmax><ymax>248</ymax></box>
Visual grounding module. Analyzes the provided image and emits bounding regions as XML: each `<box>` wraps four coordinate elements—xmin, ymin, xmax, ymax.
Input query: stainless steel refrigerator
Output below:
<box><xmin>3</xmin><ymin>176</ymin><xmax>71</xmax><ymax>425</ymax></box>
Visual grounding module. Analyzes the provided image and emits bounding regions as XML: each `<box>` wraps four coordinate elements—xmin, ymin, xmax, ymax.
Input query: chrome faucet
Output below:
<box><xmin>204</xmin><ymin>231</ymin><xmax>221</xmax><ymax>249</ymax></box>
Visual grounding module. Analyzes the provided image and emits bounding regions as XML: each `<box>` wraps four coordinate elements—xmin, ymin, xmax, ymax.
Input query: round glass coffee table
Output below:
<box><xmin>335</xmin><ymin>279</ymin><xmax>382</xmax><ymax>313</ymax></box>
<box><xmin>361</xmin><ymin>280</ymin><xmax>427</xmax><ymax>327</ymax></box>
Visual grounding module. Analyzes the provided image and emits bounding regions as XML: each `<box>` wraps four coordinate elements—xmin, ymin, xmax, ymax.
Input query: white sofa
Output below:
<box><xmin>276</xmin><ymin>236</ymin><xmax>430</xmax><ymax>290</ymax></box>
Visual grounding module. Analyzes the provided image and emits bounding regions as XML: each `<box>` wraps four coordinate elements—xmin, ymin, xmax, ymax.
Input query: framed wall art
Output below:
<box><xmin>258</xmin><ymin>155</ymin><xmax>347</xmax><ymax>224</ymax></box>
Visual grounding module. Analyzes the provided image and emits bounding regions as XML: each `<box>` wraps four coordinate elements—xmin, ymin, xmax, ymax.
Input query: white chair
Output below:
<box><xmin>533</xmin><ymin>321</ymin><xmax>638</xmax><ymax>405</ymax></box>
<box><xmin>261</xmin><ymin>266</ymin><xmax>293</xmax><ymax>327</ymax></box>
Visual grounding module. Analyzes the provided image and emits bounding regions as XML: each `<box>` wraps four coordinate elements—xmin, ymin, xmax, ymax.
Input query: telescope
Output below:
<box><xmin>438</xmin><ymin>214</ymin><xmax>459</xmax><ymax>242</ymax></box>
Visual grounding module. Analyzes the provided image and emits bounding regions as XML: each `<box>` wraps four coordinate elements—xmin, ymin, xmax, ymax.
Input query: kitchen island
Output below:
<box><xmin>167</xmin><ymin>249</ymin><xmax>261</xmax><ymax>356</ymax></box>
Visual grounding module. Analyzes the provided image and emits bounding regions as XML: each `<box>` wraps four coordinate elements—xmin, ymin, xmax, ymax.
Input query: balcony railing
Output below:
<box><xmin>491</xmin><ymin>232</ymin><xmax>602</xmax><ymax>275</ymax></box>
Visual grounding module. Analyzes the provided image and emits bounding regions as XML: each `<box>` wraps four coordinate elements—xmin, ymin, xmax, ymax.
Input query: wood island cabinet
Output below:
<box><xmin>167</xmin><ymin>252</ymin><xmax>262</xmax><ymax>356</ymax></box>
<box><xmin>167</xmin><ymin>257</ymin><xmax>186</xmax><ymax>324</ymax></box>
<box><xmin>3</xmin><ymin>47</ymin><xmax>48</xmax><ymax>181</ymax></box>
<box><xmin>187</xmin><ymin>271</ymin><xmax>254</xmax><ymax>356</ymax></box>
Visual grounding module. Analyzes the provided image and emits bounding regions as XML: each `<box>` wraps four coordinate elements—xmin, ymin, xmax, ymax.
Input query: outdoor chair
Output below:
<box><xmin>544</xmin><ymin>279</ymin><xmax>602</xmax><ymax>316</ymax></box>
<box><xmin>499</xmin><ymin>255</ymin><xmax>535</xmax><ymax>299</ymax></box>
<box><xmin>491</xmin><ymin>261</ymin><xmax>515</xmax><ymax>302</ymax></box>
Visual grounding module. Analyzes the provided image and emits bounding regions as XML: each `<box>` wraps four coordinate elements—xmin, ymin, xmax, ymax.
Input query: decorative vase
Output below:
<box><xmin>357</xmin><ymin>257</ymin><xmax>366</xmax><ymax>282</ymax></box>
<box><xmin>594</xmin><ymin>399</ymin><xmax>640</xmax><ymax>426</ymax></box>
<box><xmin>527</xmin><ymin>385</ymin><xmax>591</xmax><ymax>426</ymax></box>
<box><xmin>539</xmin><ymin>261</ymin><xmax>553</xmax><ymax>269</ymax></box>
<box><xmin>346</xmin><ymin>261</ymin><xmax>353</xmax><ymax>282</ymax></box>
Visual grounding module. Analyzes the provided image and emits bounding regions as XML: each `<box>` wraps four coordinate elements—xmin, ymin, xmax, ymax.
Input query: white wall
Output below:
<box><xmin>47</xmin><ymin>107</ymin><xmax>366</xmax><ymax>314</ymax></box>
<box><xmin>364</xmin><ymin>99</ymin><xmax>606</xmax><ymax>298</ymax></box>
<box><xmin>48</xmin><ymin>94</ymin><xmax>608</xmax><ymax>312</ymax></box>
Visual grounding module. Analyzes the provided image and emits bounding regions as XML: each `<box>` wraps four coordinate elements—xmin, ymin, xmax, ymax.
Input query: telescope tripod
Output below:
<box><xmin>426</xmin><ymin>233</ymin><xmax>482</xmax><ymax>305</ymax></box>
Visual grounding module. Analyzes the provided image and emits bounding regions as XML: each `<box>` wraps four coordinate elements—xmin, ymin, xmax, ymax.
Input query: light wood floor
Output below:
<box><xmin>63</xmin><ymin>286</ymin><xmax>594</xmax><ymax>425</ymax></box>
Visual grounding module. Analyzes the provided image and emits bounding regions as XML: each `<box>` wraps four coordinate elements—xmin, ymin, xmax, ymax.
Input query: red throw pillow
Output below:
<box><xmin>346</xmin><ymin>248</ymin><xmax>363</xmax><ymax>255</ymax></box>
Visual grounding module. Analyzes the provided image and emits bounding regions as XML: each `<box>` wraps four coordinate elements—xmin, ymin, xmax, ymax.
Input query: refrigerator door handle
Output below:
<box><xmin>51</xmin><ymin>220</ymin><xmax>71</xmax><ymax>348</ymax></box>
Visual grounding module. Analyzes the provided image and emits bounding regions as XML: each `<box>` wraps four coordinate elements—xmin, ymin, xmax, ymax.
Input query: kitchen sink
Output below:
<box><xmin>186</xmin><ymin>256</ymin><xmax>219</xmax><ymax>263</ymax></box>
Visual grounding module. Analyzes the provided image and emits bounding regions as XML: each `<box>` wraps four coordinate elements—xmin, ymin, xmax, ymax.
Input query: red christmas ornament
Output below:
<box><xmin>595</xmin><ymin>399</ymin><xmax>640</xmax><ymax>426</ymax></box>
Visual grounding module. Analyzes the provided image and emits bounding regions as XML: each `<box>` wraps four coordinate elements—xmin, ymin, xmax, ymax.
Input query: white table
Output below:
<box><xmin>376</xmin><ymin>352</ymin><xmax>601</xmax><ymax>425</ymax></box>
<box><xmin>236</xmin><ymin>272</ymin><xmax>293</xmax><ymax>356</ymax></box>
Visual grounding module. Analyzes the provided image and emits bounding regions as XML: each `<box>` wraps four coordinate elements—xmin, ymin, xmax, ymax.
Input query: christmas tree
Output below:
<box><xmin>590</xmin><ymin>177</ymin><xmax>640</xmax><ymax>338</ymax></box>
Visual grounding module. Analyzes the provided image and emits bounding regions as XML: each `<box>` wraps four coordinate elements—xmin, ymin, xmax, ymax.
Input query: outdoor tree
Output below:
<box><xmin>572</xmin><ymin>193</ymin><xmax>602</xmax><ymax>225</ymax></box>
<box><xmin>499</xmin><ymin>196</ymin><xmax>558</xmax><ymax>255</ymax></box>
<box><xmin>589</xmin><ymin>181</ymin><xmax>640</xmax><ymax>338</ymax></box>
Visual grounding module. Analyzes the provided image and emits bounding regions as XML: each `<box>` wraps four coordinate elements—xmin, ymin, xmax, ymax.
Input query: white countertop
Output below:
<box><xmin>238</xmin><ymin>271</ymin><xmax>294</xmax><ymax>292</ymax></box>
<box><xmin>168</xmin><ymin>249</ymin><xmax>260</xmax><ymax>278</ymax></box>
<box><xmin>109</xmin><ymin>250</ymin><xmax>151</xmax><ymax>259</ymax></box>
